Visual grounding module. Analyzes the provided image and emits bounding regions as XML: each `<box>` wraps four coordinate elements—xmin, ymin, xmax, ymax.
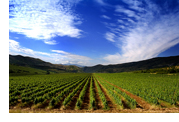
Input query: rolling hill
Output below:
<box><xmin>9</xmin><ymin>55</ymin><xmax>83</xmax><ymax>74</ymax></box>
<box><xmin>82</xmin><ymin>55</ymin><xmax>179</xmax><ymax>73</ymax></box>
<box><xmin>9</xmin><ymin>54</ymin><xmax>179</xmax><ymax>74</ymax></box>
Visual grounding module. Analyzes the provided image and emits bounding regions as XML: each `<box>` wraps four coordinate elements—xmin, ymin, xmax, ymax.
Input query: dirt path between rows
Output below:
<box><xmin>81</xmin><ymin>80</ymin><xmax>90</xmax><ymax>110</ymax></box>
<box><xmin>93</xmin><ymin>78</ymin><xmax>103</xmax><ymax>110</ymax></box>
<box><xmin>95</xmin><ymin>75</ymin><xmax>152</xmax><ymax>110</ymax></box>
<box><xmin>9</xmin><ymin>107</ymin><xmax>179</xmax><ymax>113</ymax></box>
<box><xmin>65</xmin><ymin>83</ymin><xmax>85</xmax><ymax>110</ymax></box>
<box><xmin>95</xmin><ymin>77</ymin><xmax>117</xmax><ymax>110</ymax></box>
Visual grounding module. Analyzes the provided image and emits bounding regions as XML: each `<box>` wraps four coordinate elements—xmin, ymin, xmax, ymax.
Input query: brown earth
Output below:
<box><xmin>81</xmin><ymin>80</ymin><xmax>90</xmax><ymax>110</ymax></box>
<box><xmin>9</xmin><ymin>107</ymin><xmax>179</xmax><ymax>113</ymax></box>
<box><xmin>64</xmin><ymin>83</ymin><xmax>85</xmax><ymax>110</ymax></box>
<box><xmin>93</xmin><ymin>78</ymin><xmax>103</xmax><ymax>110</ymax></box>
<box><xmin>95</xmin><ymin>78</ymin><xmax>117</xmax><ymax>110</ymax></box>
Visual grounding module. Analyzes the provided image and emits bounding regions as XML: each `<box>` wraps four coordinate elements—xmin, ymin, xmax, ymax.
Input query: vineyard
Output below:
<box><xmin>9</xmin><ymin>73</ymin><xmax>179</xmax><ymax>113</ymax></box>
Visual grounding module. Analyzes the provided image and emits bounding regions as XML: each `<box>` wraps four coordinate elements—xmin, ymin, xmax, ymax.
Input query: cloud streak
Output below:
<box><xmin>105</xmin><ymin>32</ymin><xmax>116</xmax><ymax>42</ymax></box>
<box><xmin>101</xmin><ymin>15</ymin><xmax>111</xmax><ymax>20</ymax></box>
<box><xmin>103</xmin><ymin>0</ymin><xmax>179</xmax><ymax>64</ymax></box>
<box><xmin>9</xmin><ymin>39</ymin><xmax>92</xmax><ymax>66</ymax></box>
<box><xmin>9</xmin><ymin>0</ymin><xmax>83</xmax><ymax>43</ymax></box>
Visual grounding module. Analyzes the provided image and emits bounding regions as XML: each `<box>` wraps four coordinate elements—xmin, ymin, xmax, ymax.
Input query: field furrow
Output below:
<box><xmin>93</xmin><ymin>78</ymin><xmax>103</xmax><ymax>110</ymax></box>
<box><xmin>81</xmin><ymin>78</ymin><xmax>90</xmax><ymax>110</ymax></box>
<box><xmin>96</xmin><ymin>75</ymin><xmax>152</xmax><ymax>109</ymax></box>
<box><xmin>9</xmin><ymin>73</ymin><xmax>179</xmax><ymax>113</ymax></box>
<box><xmin>95</xmin><ymin>78</ymin><xmax>116</xmax><ymax>110</ymax></box>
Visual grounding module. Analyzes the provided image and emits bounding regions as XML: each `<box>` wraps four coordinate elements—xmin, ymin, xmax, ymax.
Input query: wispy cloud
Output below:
<box><xmin>121</xmin><ymin>0</ymin><xmax>144</xmax><ymax>12</ymax></box>
<box><xmin>115</xmin><ymin>5</ymin><xmax>139</xmax><ymax>20</ymax></box>
<box><xmin>9</xmin><ymin>39</ymin><xmax>92</xmax><ymax>66</ymax></box>
<box><xmin>9</xmin><ymin>39</ymin><xmax>35</xmax><ymax>55</ymax></box>
<box><xmin>51</xmin><ymin>50</ymin><xmax>92</xmax><ymax>65</ymax></box>
<box><xmin>105</xmin><ymin>32</ymin><xmax>116</xmax><ymax>42</ymax></box>
<box><xmin>103</xmin><ymin>0</ymin><xmax>179</xmax><ymax>64</ymax></box>
<box><xmin>95</xmin><ymin>0</ymin><xmax>110</xmax><ymax>6</ymax></box>
<box><xmin>101</xmin><ymin>15</ymin><xmax>111</xmax><ymax>20</ymax></box>
<box><xmin>9</xmin><ymin>0</ymin><xmax>83</xmax><ymax>43</ymax></box>
<box><xmin>44</xmin><ymin>40</ymin><xmax>58</xmax><ymax>45</ymax></box>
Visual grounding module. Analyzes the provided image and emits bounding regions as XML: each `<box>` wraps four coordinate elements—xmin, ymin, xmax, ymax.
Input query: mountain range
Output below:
<box><xmin>9</xmin><ymin>54</ymin><xmax>179</xmax><ymax>74</ymax></box>
<box><xmin>9</xmin><ymin>55</ymin><xmax>83</xmax><ymax>74</ymax></box>
<box><xmin>82</xmin><ymin>55</ymin><xmax>179</xmax><ymax>73</ymax></box>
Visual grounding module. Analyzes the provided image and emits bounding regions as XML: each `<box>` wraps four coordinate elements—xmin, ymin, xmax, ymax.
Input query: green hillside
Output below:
<box><xmin>83</xmin><ymin>55</ymin><xmax>179</xmax><ymax>73</ymax></box>
<box><xmin>9</xmin><ymin>64</ymin><xmax>47</xmax><ymax>76</ymax></box>
<box><xmin>9</xmin><ymin>55</ymin><xmax>83</xmax><ymax>74</ymax></box>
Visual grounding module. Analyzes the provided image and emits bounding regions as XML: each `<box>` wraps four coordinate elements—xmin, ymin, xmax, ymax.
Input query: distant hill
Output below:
<box><xmin>63</xmin><ymin>63</ymin><xmax>84</xmax><ymax>68</ymax></box>
<box><xmin>9</xmin><ymin>55</ymin><xmax>83</xmax><ymax>74</ymax></box>
<box><xmin>82</xmin><ymin>55</ymin><xmax>179</xmax><ymax>73</ymax></box>
<box><xmin>9</xmin><ymin>64</ymin><xmax>47</xmax><ymax>76</ymax></box>
<box><xmin>9</xmin><ymin>55</ymin><xmax>179</xmax><ymax>74</ymax></box>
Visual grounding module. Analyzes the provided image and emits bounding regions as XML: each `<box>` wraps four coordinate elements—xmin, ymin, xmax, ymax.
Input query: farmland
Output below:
<box><xmin>9</xmin><ymin>73</ymin><xmax>179</xmax><ymax>113</ymax></box>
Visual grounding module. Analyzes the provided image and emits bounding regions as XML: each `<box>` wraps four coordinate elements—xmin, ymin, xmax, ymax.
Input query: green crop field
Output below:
<box><xmin>9</xmin><ymin>73</ymin><xmax>179</xmax><ymax>113</ymax></box>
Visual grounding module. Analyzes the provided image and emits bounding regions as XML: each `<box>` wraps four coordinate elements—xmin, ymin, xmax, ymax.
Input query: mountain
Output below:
<box><xmin>9</xmin><ymin>54</ymin><xmax>179</xmax><ymax>74</ymax></box>
<box><xmin>82</xmin><ymin>55</ymin><xmax>179</xmax><ymax>73</ymax></box>
<box><xmin>9</xmin><ymin>55</ymin><xmax>83</xmax><ymax>73</ymax></box>
<box><xmin>63</xmin><ymin>63</ymin><xmax>84</xmax><ymax>68</ymax></box>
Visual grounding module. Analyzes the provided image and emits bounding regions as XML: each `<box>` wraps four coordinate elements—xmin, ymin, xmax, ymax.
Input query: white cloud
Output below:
<box><xmin>9</xmin><ymin>39</ymin><xmax>92</xmax><ymax>66</ymax></box>
<box><xmin>44</xmin><ymin>40</ymin><xmax>58</xmax><ymax>45</ymax></box>
<box><xmin>9</xmin><ymin>39</ymin><xmax>35</xmax><ymax>55</ymax></box>
<box><xmin>124</xmin><ymin>18</ymin><xmax>135</xmax><ymax>23</ymax></box>
<box><xmin>51</xmin><ymin>50</ymin><xmax>69</xmax><ymax>55</ymax></box>
<box><xmin>121</xmin><ymin>0</ymin><xmax>144</xmax><ymax>12</ymax></box>
<box><xmin>95</xmin><ymin>0</ymin><xmax>110</xmax><ymax>6</ymax></box>
<box><xmin>115</xmin><ymin>5</ymin><xmax>139</xmax><ymax>20</ymax></box>
<box><xmin>101</xmin><ymin>15</ymin><xmax>111</xmax><ymax>19</ymax></box>
<box><xmin>9</xmin><ymin>0</ymin><xmax>82</xmax><ymax>42</ymax></box>
<box><xmin>51</xmin><ymin>49</ymin><xmax>92</xmax><ymax>65</ymax></box>
<box><xmin>103</xmin><ymin>53</ymin><xmax>122</xmax><ymax>64</ymax></box>
<box><xmin>117</xmin><ymin>19</ymin><xmax>124</xmax><ymax>23</ymax></box>
<box><xmin>103</xmin><ymin>0</ymin><xmax>179</xmax><ymax>64</ymax></box>
<box><xmin>105</xmin><ymin>32</ymin><xmax>116</xmax><ymax>42</ymax></box>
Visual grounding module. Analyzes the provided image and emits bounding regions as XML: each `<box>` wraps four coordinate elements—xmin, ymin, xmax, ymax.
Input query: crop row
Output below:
<box><xmin>75</xmin><ymin>77</ymin><xmax>90</xmax><ymax>109</ymax></box>
<box><xmin>93</xmin><ymin>76</ymin><xmax>109</xmax><ymax>109</ymax></box>
<box><xmin>9</xmin><ymin>73</ymin><xmax>90</xmax><ymax>106</ymax></box>
<box><xmin>95</xmin><ymin>75</ymin><xmax>137</xmax><ymax>109</ymax></box>
<box><xmin>50</xmin><ymin>76</ymin><xmax>90</xmax><ymax>107</ymax></box>
<box><xmin>95</xmin><ymin>76</ymin><xmax>123</xmax><ymax>109</ymax></box>
<box><xmin>89</xmin><ymin>77</ymin><xmax>96</xmax><ymax>109</ymax></box>
<box><xmin>94</xmin><ymin>73</ymin><xmax>179</xmax><ymax>106</ymax></box>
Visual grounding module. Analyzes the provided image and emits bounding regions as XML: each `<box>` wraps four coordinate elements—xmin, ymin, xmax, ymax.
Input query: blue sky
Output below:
<box><xmin>9</xmin><ymin>0</ymin><xmax>179</xmax><ymax>66</ymax></box>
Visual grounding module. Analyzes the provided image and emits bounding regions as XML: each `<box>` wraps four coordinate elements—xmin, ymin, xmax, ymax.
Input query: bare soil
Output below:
<box><xmin>81</xmin><ymin>80</ymin><xmax>90</xmax><ymax>110</ymax></box>
<box><xmin>93</xmin><ymin>78</ymin><xmax>103</xmax><ymax>110</ymax></box>
<box><xmin>9</xmin><ymin>107</ymin><xmax>179</xmax><ymax>113</ymax></box>
<box><xmin>95</xmin><ymin>78</ymin><xmax>117</xmax><ymax>110</ymax></box>
<box><xmin>65</xmin><ymin>85</ymin><xmax>84</xmax><ymax>110</ymax></box>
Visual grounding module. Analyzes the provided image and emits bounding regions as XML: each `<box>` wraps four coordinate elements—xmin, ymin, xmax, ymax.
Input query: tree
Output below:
<box><xmin>46</xmin><ymin>70</ymin><xmax>50</xmax><ymax>74</ymax></box>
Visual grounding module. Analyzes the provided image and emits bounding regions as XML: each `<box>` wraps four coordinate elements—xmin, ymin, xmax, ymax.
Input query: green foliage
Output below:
<box><xmin>95</xmin><ymin>73</ymin><xmax>179</xmax><ymax>106</ymax></box>
<box><xmin>63</xmin><ymin>77</ymin><xmax>88</xmax><ymax>106</ymax></box>
<box><xmin>94</xmin><ymin>77</ymin><xmax>109</xmax><ymax>110</ymax></box>
<box><xmin>46</xmin><ymin>70</ymin><xmax>50</xmax><ymax>74</ymax></box>
<box><xmin>9</xmin><ymin>73</ymin><xmax>90</xmax><ymax>107</ymax></box>
<box><xmin>75</xmin><ymin>77</ymin><xmax>90</xmax><ymax>109</ymax></box>
<box><xmin>95</xmin><ymin>76</ymin><xmax>123</xmax><ymax>108</ymax></box>
<box><xmin>135</xmin><ymin>66</ymin><xmax>179</xmax><ymax>74</ymax></box>
<box><xmin>89</xmin><ymin>77</ymin><xmax>96</xmax><ymax>109</ymax></box>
